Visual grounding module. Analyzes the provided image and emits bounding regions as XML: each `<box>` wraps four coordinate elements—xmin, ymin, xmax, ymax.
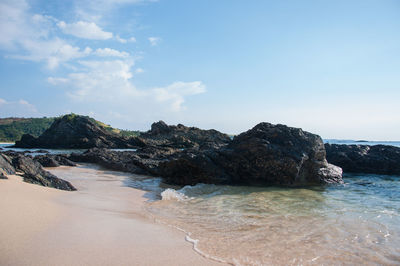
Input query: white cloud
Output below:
<box><xmin>152</xmin><ymin>81</ymin><xmax>206</xmax><ymax>111</ymax></box>
<box><xmin>11</xmin><ymin>39</ymin><xmax>92</xmax><ymax>69</ymax></box>
<box><xmin>48</xmin><ymin>59</ymin><xmax>205</xmax><ymax>111</ymax></box>
<box><xmin>58</xmin><ymin>21</ymin><xmax>113</xmax><ymax>40</ymax></box>
<box><xmin>148</xmin><ymin>37</ymin><xmax>161</xmax><ymax>46</ymax></box>
<box><xmin>135</xmin><ymin>68</ymin><xmax>144</xmax><ymax>73</ymax></box>
<box><xmin>0</xmin><ymin>1</ymin><xmax>92</xmax><ymax>69</ymax></box>
<box><xmin>74</xmin><ymin>0</ymin><xmax>155</xmax><ymax>22</ymax></box>
<box><xmin>0</xmin><ymin>98</ymin><xmax>38</xmax><ymax>117</ymax></box>
<box><xmin>94</xmin><ymin>48</ymin><xmax>129</xmax><ymax>57</ymax></box>
<box><xmin>116</xmin><ymin>35</ymin><xmax>136</xmax><ymax>43</ymax></box>
<box><xmin>48</xmin><ymin>59</ymin><xmax>138</xmax><ymax>101</ymax></box>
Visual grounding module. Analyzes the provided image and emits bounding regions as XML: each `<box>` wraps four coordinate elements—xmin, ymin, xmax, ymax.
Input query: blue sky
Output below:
<box><xmin>0</xmin><ymin>0</ymin><xmax>399</xmax><ymax>140</ymax></box>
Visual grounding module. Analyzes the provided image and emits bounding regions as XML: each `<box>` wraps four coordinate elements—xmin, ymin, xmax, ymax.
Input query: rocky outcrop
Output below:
<box><xmin>325</xmin><ymin>144</ymin><xmax>400</xmax><ymax>175</ymax></box>
<box><xmin>158</xmin><ymin>123</ymin><xmax>343</xmax><ymax>186</ymax></box>
<box><xmin>12</xmin><ymin>155</ymin><xmax>76</xmax><ymax>190</ymax></box>
<box><xmin>35</xmin><ymin>154</ymin><xmax>76</xmax><ymax>167</ymax></box>
<box><xmin>0</xmin><ymin>151</ymin><xmax>76</xmax><ymax>191</ymax></box>
<box><xmin>140</xmin><ymin>121</ymin><xmax>231</xmax><ymax>150</ymax></box>
<box><xmin>69</xmin><ymin>147</ymin><xmax>181</xmax><ymax>176</ymax></box>
<box><xmin>0</xmin><ymin>153</ymin><xmax>15</xmax><ymax>176</ymax></box>
<box><xmin>14</xmin><ymin>114</ymin><xmax>144</xmax><ymax>149</ymax></box>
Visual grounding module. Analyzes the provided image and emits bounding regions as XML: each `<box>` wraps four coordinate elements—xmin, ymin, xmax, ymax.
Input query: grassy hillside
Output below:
<box><xmin>0</xmin><ymin>115</ymin><xmax>141</xmax><ymax>142</ymax></box>
<box><xmin>0</xmin><ymin>117</ymin><xmax>55</xmax><ymax>142</ymax></box>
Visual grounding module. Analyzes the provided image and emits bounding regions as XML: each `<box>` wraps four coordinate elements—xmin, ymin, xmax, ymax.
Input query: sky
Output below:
<box><xmin>0</xmin><ymin>0</ymin><xmax>399</xmax><ymax>140</ymax></box>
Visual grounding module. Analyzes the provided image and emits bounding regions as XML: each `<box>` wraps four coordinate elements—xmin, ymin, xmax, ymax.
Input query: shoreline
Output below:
<box><xmin>0</xmin><ymin>164</ymin><xmax>223</xmax><ymax>266</ymax></box>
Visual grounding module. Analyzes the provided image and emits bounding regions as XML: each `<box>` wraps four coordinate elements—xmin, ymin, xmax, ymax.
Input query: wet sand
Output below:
<box><xmin>0</xmin><ymin>165</ymin><xmax>223</xmax><ymax>266</ymax></box>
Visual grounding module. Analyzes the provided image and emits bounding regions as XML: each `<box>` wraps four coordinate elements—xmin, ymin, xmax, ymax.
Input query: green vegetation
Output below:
<box><xmin>0</xmin><ymin>117</ymin><xmax>55</xmax><ymax>142</ymax></box>
<box><xmin>0</xmin><ymin>114</ymin><xmax>142</xmax><ymax>142</ymax></box>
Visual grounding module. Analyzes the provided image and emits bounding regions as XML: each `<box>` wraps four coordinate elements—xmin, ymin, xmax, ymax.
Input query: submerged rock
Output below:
<box><xmin>159</xmin><ymin>123</ymin><xmax>343</xmax><ymax>186</ymax></box>
<box><xmin>325</xmin><ymin>144</ymin><xmax>400</xmax><ymax>175</ymax></box>
<box><xmin>14</xmin><ymin>114</ymin><xmax>144</xmax><ymax>149</ymax></box>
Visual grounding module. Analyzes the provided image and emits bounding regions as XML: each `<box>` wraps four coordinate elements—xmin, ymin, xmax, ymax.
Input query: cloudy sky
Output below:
<box><xmin>0</xmin><ymin>0</ymin><xmax>399</xmax><ymax>140</ymax></box>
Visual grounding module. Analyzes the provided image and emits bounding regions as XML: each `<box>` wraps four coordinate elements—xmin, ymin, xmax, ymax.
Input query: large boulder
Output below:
<box><xmin>325</xmin><ymin>144</ymin><xmax>400</xmax><ymax>175</ymax></box>
<box><xmin>141</xmin><ymin>121</ymin><xmax>231</xmax><ymax>150</ymax></box>
<box><xmin>159</xmin><ymin>123</ymin><xmax>343</xmax><ymax>186</ymax></box>
<box><xmin>14</xmin><ymin>114</ymin><xmax>144</xmax><ymax>149</ymax></box>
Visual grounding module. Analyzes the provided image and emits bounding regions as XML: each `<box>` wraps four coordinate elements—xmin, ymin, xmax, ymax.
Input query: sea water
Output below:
<box><xmin>0</xmin><ymin>143</ymin><xmax>136</xmax><ymax>156</ymax></box>
<box><xmin>144</xmin><ymin>174</ymin><xmax>400</xmax><ymax>265</ymax></box>
<box><xmin>141</xmin><ymin>140</ymin><xmax>400</xmax><ymax>265</ymax></box>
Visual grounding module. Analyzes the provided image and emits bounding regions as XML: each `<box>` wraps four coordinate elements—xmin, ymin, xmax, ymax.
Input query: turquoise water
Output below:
<box><xmin>143</xmin><ymin>174</ymin><xmax>400</xmax><ymax>265</ymax></box>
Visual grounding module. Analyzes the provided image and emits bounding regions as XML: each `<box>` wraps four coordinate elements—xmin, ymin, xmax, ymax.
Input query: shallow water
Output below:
<box><xmin>324</xmin><ymin>139</ymin><xmax>400</xmax><ymax>147</ymax></box>
<box><xmin>0</xmin><ymin>143</ymin><xmax>136</xmax><ymax>156</ymax></box>
<box><xmin>143</xmin><ymin>174</ymin><xmax>400</xmax><ymax>265</ymax></box>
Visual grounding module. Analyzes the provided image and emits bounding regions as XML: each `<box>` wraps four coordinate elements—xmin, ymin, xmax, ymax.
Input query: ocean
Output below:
<box><xmin>136</xmin><ymin>139</ymin><xmax>400</xmax><ymax>265</ymax></box>
<box><xmin>2</xmin><ymin>141</ymin><xmax>400</xmax><ymax>265</ymax></box>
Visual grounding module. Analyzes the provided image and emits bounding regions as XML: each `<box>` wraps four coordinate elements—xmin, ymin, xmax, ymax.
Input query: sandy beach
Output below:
<box><xmin>0</xmin><ymin>165</ymin><xmax>223</xmax><ymax>266</ymax></box>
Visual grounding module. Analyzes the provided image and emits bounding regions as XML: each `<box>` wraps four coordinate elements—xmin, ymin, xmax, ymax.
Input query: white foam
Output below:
<box><xmin>161</xmin><ymin>188</ymin><xmax>188</xmax><ymax>201</ymax></box>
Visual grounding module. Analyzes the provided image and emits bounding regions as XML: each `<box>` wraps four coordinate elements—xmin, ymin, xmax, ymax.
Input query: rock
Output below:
<box><xmin>34</xmin><ymin>155</ymin><xmax>59</xmax><ymax>167</ymax></box>
<box><xmin>35</xmin><ymin>154</ymin><xmax>76</xmax><ymax>167</ymax></box>
<box><xmin>36</xmin><ymin>149</ymin><xmax>50</xmax><ymax>153</ymax></box>
<box><xmin>0</xmin><ymin>153</ymin><xmax>16</xmax><ymax>176</ymax></box>
<box><xmin>0</xmin><ymin>173</ymin><xmax>7</xmax><ymax>179</ymax></box>
<box><xmin>14</xmin><ymin>114</ymin><xmax>144</xmax><ymax>149</ymax></box>
<box><xmin>16</xmin><ymin>134</ymin><xmax>37</xmax><ymax>148</ymax></box>
<box><xmin>141</xmin><ymin>121</ymin><xmax>231</xmax><ymax>150</ymax></box>
<box><xmin>159</xmin><ymin>123</ymin><xmax>343</xmax><ymax>186</ymax></box>
<box><xmin>12</xmin><ymin>155</ymin><xmax>76</xmax><ymax>191</ymax></box>
<box><xmin>325</xmin><ymin>144</ymin><xmax>400</xmax><ymax>175</ymax></box>
<box><xmin>69</xmin><ymin>148</ymin><xmax>172</xmax><ymax>175</ymax></box>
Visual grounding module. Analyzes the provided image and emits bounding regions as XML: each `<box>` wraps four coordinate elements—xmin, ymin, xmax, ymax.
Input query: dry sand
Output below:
<box><xmin>0</xmin><ymin>165</ymin><xmax>224</xmax><ymax>266</ymax></box>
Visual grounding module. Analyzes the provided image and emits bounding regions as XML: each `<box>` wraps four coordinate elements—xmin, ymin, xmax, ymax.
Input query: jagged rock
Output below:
<box><xmin>325</xmin><ymin>144</ymin><xmax>400</xmax><ymax>175</ymax></box>
<box><xmin>140</xmin><ymin>121</ymin><xmax>231</xmax><ymax>150</ymax></box>
<box><xmin>36</xmin><ymin>149</ymin><xmax>50</xmax><ymax>154</ymax></box>
<box><xmin>0</xmin><ymin>153</ymin><xmax>15</xmax><ymax>176</ymax></box>
<box><xmin>12</xmin><ymin>154</ymin><xmax>76</xmax><ymax>191</ymax></box>
<box><xmin>159</xmin><ymin>123</ymin><xmax>343</xmax><ymax>186</ymax></box>
<box><xmin>35</xmin><ymin>154</ymin><xmax>76</xmax><ymax>167</ymax></box>
<box><xmin>14</xmin><ymin>114</ymin><xmax>144</xmax><ymax>149</ymax></box>
<box><xmin>69</xmin><ymin>148</ymin><xmax>176</xmax><ymax>176</ymax></box>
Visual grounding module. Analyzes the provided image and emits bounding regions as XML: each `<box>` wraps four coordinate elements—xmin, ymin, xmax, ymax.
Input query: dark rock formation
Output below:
<box><xmin>35</xmin><ymin>154</ymin><xmax>76</xmax><ymax>167</ymax></box>
<box><xmin>0</xmin><ymin>153</ymin><xmax>15</xmax><ymax>176</ymax></box>
<box><xmin>14</xmin><ymin>114</ymin><xmax>144</xmax><ymax>149</ymax></box>
<box><xmin>12</xmin><ymin>155</ymin><xmax>76</xmax><ymax>191</ymax></box>
<box><xmin>0</xmin><ymin>173</ymin><xmax>7</xmax><ymax>179</ymax></box>
<box><xmin>0</xmin><ymin>151</ymin><xmax>76</xmax><ymax>190</ymax></box>
<box><xmin>325</xmin><ymin>144</ymin><xmax>400</xmax><ymax>175</ymax></box>
<box><xmin>158</xmin><ymin>123</ymin><xmax>343</xmax><ymax>186</ymax></box>
<box><xmin>140</xmin><ymin>121</ymin><xmax>231</xmax><ymax>150</ymax></box>
<box><xmin>69</xmin><ymin>147</ymin><xmax>181</xmax><ymax>176</ymax></box>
